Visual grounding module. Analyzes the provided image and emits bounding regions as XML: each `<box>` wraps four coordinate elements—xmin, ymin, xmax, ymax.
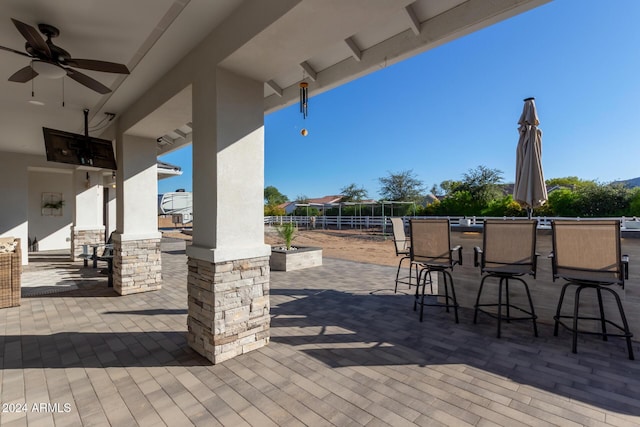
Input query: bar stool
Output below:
<box><xmin>410</xmin><ymin>219</ymin><xmax>462</xmax><ymax>323</ymax></box>
<box><xmin>551</xmin><ymin>220</ymin><xmax>634</xmax><ymax>360</ymax></box>
<box><xmin>473</xmin><ymin>219</ymin><xmax>538</xmax><ymax>338</ymax></box>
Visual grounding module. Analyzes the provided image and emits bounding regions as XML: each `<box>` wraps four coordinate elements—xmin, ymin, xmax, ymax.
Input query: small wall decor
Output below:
<box><xmin>41</xmin><ymin>192</ymin><xmax>64</xmax><ymax>216</ymax></box>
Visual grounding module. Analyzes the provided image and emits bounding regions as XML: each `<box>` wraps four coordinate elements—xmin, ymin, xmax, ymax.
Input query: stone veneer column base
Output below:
<box><xmin>113</xmin><ymin>238</ymin><xmax>162</xmax><ymax>295</ymax></box>
<box><xmin>70</xmin><ymin>227</ymin><xmax>105</xmax><ymax>261</ymax></box>
<box><xmin>187</xmin><ymin>255</ymin><xmax>270</xmax><ymax>364</ymax></box>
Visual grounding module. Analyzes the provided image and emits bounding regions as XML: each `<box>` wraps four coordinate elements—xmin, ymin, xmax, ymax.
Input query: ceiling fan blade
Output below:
<box><xmin>0</xmin><ymin>44</ymin><xmax>31</xmax><ymax>58</ymax></box>
<box><xmin>66</xmin><ymin>58</ymin><xmax>129</xmax><ymax>74</ymax></box>
<box><xmin>8</xmin><ymin>65</ymin><xmax>38</xmax><ymax>83</ymax></box>
<box><xmin>11</xmin><ymin>18</ymin><xmax>50</xmax><ymax>57</ymax></box>
<box><xmin>66</xmin><ymin>68</ymin><xmax>111</xmax><ymax>94</ymax></box>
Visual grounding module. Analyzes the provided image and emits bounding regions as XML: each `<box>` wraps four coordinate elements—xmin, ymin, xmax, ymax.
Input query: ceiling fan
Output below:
<box><xmin>0</xmin><ymin>18</ymin><xmax>130</xmax><ymax>94</ymax></box>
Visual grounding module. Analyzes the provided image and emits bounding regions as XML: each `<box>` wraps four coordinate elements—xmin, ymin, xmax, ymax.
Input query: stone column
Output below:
<box><xmin>71</xmin><ymin>169</ymin><xmax>104</xmax><ymax>261</ymax></box>
<box><xmin>112</xmin><ymin>233</ymin><xmax>161</xmax><ymax>295</ymax></box>
<box><xmin>113</xmin><ymin>134</ymin><xmax>162</xmax><ymax>295</ymax></box>
<box><xmin>187</xmin><ymin>67</ymin><xmax>271</xmax><ymax>364</ymax></box>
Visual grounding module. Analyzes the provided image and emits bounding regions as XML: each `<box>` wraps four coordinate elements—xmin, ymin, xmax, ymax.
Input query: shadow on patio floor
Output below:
<box><xmin>270</xmin><ymin>287</ymin><xmax>640</xmax><ymax>416</ymax></box>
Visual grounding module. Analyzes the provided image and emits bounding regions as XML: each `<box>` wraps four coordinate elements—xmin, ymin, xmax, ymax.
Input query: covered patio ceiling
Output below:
<box><xmin>0</xmin><ymin>0</ymin><xmax>550</xmax><ymax>159</ymax></box>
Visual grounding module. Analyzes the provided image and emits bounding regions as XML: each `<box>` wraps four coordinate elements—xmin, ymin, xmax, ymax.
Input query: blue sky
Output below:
<box><xmin>159</xmin><ymin>0</ymin><xmax>640</xmax><ymax>200</ymax></box>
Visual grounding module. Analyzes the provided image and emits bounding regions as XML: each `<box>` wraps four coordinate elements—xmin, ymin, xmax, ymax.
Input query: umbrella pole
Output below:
<box><xmin>527</xmin><ymin>207</ymin><xmax>532</xmax><ymax>220</ymax></box>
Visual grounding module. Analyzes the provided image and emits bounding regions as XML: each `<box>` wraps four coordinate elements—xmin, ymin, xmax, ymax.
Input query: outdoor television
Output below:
<box><xmin>43</xmin><ymin>127</ymin><xmax>117</xmax><ymax>170</ymax></box>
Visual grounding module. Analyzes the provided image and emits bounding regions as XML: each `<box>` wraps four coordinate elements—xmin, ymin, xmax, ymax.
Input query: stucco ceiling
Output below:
<box><xmin>0</xmin><ymin>0</ymin><xmax>549</xmax><ymax>159</ymax></box>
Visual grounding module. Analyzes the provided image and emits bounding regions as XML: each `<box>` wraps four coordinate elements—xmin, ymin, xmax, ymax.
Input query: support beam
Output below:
<box><xmin>403</xmin><ymin>4</ymin><xmax>421</xmax><ymax>36</ymax></box>
<box><xmin>344</xmin><ymin>37</ymin><xmax>362</xmax><ymax>62</ymax></box>
<box><xmin>299</xmin><ymin>61</ymin><xmax>317</xmax><ymax>82</ymax></box>
<box><xmin>266</xmin><ymin>80</ymin><xmax>283</xmax><ymax>97</ymax></box>
<box><xmin>266</xmin><ymin>0</ymin><xmax>550</xmax><ymax>113</ymax></box>
<box><xmin>174</xmin><ymin>129</ymin><xmax>188</xmax><ymax>139</ymax></box>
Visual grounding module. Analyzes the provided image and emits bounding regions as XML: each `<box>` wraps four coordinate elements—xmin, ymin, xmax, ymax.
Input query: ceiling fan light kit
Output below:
<box><xmin>31</xmin><ymin>60</ymin><xmax>66</xmax><ymax>79</ymax></box>
<box><xmin>1</xmin><ymin>18</ymin><xmax>130</xmax><ymax>94</ymax></box>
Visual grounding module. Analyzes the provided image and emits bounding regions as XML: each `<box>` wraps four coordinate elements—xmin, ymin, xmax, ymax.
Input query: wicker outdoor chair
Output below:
<box><xmin>551</xmin><ymin>220</ymin><xmax>634</xmax><ymax>360</ymax></box>
<box><xmin>0</xmin><ymin>237</ymin><xmax>21</xmax><ymax>309</ymax></box>
<box><xmin>391</xmin><ymin>217</ymin><xmax>415</xmax><ymax>293</ymax></box>
<box><xmin>473</xmin><ymin>220</ymin><xmax>538</xmax><ymax>338</ymax></box>
<box><xmin>409</xmin><ymin>219</ymin><xmax>462</xmax><ymax>323</ymax></box>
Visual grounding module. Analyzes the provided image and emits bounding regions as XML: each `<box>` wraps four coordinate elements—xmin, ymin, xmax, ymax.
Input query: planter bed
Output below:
<box><xmin>270</xmin><ymin>246</ymin><xmax>322</xmax><ymax>271</ymax></box>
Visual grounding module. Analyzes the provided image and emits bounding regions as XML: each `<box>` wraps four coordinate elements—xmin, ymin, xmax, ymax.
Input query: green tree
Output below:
<box><xmin>458</xmin><ymin>165</ymin><xmax>504</xmax><ymax>207</ymax></box>
<box><xmin>629</xmin><ymin>188</ymin><xmax>640</xmax><ymax>216</ymax></box>
<box><xmin>431</xmin><ymin>190</ymin><xmax>475</xmax><ymax>216</ymax></box>
<box><xmin>264</xmin><ymin>186</ymin><xmax>288</xmax><ymax>205</ymax></box>
<box><xmin>295</xmin><ymin>195</ymin><xmax>310</xmax><ymax>203</ymax></box>
<box><xmin>340</xmin><ymin>183</ymin><xmax>369</xmax><ymax>202</ymax></box>
<box><xmin>574</xmin><ymin>183</ymin><xmax>629</xmax><ymax>217</ymax></box>
<box><xmin>378</xmin><ymin>170</ymin><xmax>425</xmax><ymax>202</ymax></box>
<box><xmin>547</xmin><ymin>188</ymin><xmax>580</xmax><ymax>216</ymax></box>
<box><xmin>438</xmin><ymin>180</ymin><xmax>462</xmax><ymax>196</ymax></box>
<box><xmin>546</xmin><ymin>176</ymin><xmax>595</xmax><ymax>190</ymax></box>
<box><xmin>293</xmin><ymin>206</ymin><xmax>319</xmax><ymax>216</ymax></box>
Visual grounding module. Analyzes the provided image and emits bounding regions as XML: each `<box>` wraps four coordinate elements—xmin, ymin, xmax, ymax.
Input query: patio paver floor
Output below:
<box><xmin>1</xmin><ymin>249</ymin><xmax>639</xmax><ymax>426</ymax></box>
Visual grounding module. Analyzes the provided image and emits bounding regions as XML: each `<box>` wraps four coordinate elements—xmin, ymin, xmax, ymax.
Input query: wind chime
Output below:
<box><xmin>299</xmin><ymin>81</ymin><xmax>309</xmax><ymax>136</ymax></box>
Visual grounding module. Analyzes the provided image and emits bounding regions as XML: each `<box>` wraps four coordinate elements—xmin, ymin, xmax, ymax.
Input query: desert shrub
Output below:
<box><xmin>264</xmin><ymin>204</ymin><xmax>285</xmax><ymax>216</ymax></box>
<box><xmin>481</xmin><ymin>195</ymin><xmax>524</xmax><ymax>217</ymax></box>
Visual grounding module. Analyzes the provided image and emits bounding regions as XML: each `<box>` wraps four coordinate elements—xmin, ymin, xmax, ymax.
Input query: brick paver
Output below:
<box><xmin>1</xmin><ymin>244</ymin><xmax>639</xmax><ymax>426</ymax></box>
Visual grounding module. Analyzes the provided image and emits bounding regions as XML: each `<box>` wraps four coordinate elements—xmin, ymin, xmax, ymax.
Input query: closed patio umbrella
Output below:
<box><xmin>513</xmin><ymin>97</ymin><xmax>547</xmax><ymax>218</ymax></box>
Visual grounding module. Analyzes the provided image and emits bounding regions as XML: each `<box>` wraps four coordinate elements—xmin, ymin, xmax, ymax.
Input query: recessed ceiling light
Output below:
<box><xmin>28</xmin><ymin>100</ymin><xmax>45</xmax><ymax>106</ymax></box>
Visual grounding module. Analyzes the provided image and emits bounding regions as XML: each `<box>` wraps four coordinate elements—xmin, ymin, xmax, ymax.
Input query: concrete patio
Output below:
<box><xmin>2</xmin><ymin>239</ymin><xmax>640</xmax><ymax>426</ymax></box>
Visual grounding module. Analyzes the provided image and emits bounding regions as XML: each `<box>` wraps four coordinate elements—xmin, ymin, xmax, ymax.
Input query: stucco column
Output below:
<box><xmin>113</xmin><ymin>134</ymin><xmax>162</xmax><ymax>295</ymax></box>
<box><xmin>187</xmin><ymin>67</ymin><xmax>271</xmax><ymax>364</ymax></box>
<box><xmin>70</xmin><ymin>169</ymin><xmax>105</xmax><ymax>261</ymax></box>
<box><xmin>102</xmin><ymin>176</ymin><xmax>117</xmax><ymax>239</ymax></box>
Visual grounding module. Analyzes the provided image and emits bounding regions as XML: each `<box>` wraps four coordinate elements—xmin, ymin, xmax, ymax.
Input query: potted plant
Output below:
<box><xmin>270</xmin><ymin>221</ymin><xmax>322</xmax><ymax>271</ymax></box>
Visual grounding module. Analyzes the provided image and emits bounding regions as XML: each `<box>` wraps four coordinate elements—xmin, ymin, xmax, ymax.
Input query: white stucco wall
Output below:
<box><xmin>28</xmin><ymin>170</ymin><xmax>73</xmax><ymax>251</ymax></box>
<box><xmin>0</xmin><ymin>153</ymin><xmax>29</xmax><ymax>264</ymax></box>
